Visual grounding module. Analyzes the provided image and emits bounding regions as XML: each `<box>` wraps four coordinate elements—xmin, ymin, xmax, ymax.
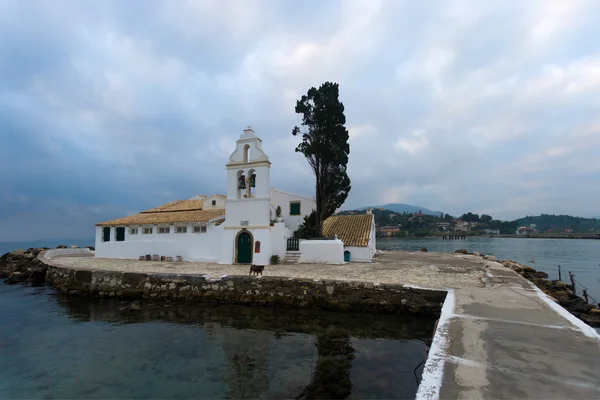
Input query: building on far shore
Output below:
<box><xmin>95</xmin><ymin>127</ymin><xmax>316</xmax><ymax>265</ymax></box>
<box><xmin>436</xmin><ymin>222</ymin><xmax>450</xmax><ymax>231</ymax></box>
<box><xmin>377</xmin><ymin>225</ymin><xmax>401</xmax><ymax>237</ymax></box>
<box><xmin>453</xmin><ymin>220</ymin><xmax>472</xmax><ymax>232</ymax></box>
<box><xmin>516</xmin><ymin>226</ymin><xmax>537</xmax><ymax>235</ymax></box>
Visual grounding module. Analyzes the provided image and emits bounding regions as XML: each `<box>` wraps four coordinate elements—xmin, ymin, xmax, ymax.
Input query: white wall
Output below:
<box><xmin>344</xmin><ymin>246</ymin><xmax>371</xmax><ymax>262</ymax></box>
<box><xmin>224</xmin><ymin>198</ymin><xmax>271</xmax><ymax>228</ymax></box>
<box><xmin>202</xmin><ymin>195</ymin><xmax>226</xmax><ymax>210</ymax></box>
<box><xmin>270</xmin><ymin>222</ymin><xmax>292</xmax><ymax>260</ymax></box>
<box><xmin>369</xmin><ymin>216</ymin><xmax>377</xmax><ymax>259</ymax></box>
<box><xmin>270</xmin><ymin>188</ymin><xmax>316</xmax><ymax>233</ymax></box>
<box><xmin>95</xmin><ymin>223</ymin><xmax>224</xmax><ymax>262</ymax></box>
<box><xmin>299</xmin><ymin>239</ymin><xmax>344</xmax><ymax>264</ymax></box>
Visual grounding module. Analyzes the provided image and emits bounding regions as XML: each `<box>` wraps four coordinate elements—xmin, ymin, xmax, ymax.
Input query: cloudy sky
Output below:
<box><xmin>1</xmin><ymin>0</ymin><xmax>600</xmax><ymax>241</ymax></box>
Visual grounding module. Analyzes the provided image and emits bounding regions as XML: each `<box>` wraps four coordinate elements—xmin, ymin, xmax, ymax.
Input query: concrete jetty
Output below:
<box><xmin>40</xmin><ymin>250</ymin><xmax>600</xmax><ymax>399</ymax></box>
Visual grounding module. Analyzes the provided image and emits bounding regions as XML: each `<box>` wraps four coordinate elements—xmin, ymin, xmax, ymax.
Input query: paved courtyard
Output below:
<box><xmin>50</xmin><ymin>250</ymin><xmax>487</xmax><ymax>290</ymax></box>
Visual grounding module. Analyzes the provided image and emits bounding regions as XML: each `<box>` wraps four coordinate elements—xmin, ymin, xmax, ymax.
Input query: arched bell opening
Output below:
<box><xmin>247</xmin><ymin>168</ymin><xmax>256</xmax><ymax>198</ymax></box>
<box><xmin>236</xmin><ymin>169</ymin><xmax>246</xmax><ymax>199</ymax></box>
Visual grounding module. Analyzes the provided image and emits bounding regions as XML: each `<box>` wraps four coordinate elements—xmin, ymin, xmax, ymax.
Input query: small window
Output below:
<box><xmin>176</xmin><ymin>226</ymin><xmax>187</xmax><ymax>233</ymax></box>
<box><xmin>158</xmin><ymin>226</ymin><xmax>170</xmax><ymax>234</ymax></box>
<box><xmin>290</xmin><ymin>201</ymin><xmax>301</xmax><ymax>216</ymax></box>
<box><xmin>193</xmin><ymin>225</ymin><xmax>207</xmax><ymax>233</ymax></box>
<box><xmin>143</xmin><ymin>227</ymin><xmax>153</xmax><ymax>234</ymax></box>
<box><xmin>102</xmin><ymin>227</ymin><xmax>111</xmax><ymax>242</ymax></box>
<box><xmin>212</xmin><ymin>200</ymin><xmax>216</xmax><ymax>206</ymax></box>
<box><xmin>116</xmin><ymin>227</ymin><xmax>125</xmax><ymax>242</ymax></box>
<box><xmin>129</xmin><ymin>228</ymin><xmax>138</xmax><ymax>235</ymax></box>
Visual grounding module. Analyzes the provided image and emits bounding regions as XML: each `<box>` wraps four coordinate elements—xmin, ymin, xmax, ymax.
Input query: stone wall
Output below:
<box><xmin>45</xmin><ymin>265</ymin><xmax>446</xmax><ymax>316</ymax></box>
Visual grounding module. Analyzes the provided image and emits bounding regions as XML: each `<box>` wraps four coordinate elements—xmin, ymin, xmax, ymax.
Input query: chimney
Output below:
<box><xmin>366</xmin><ymin>208</ymin><xmax>372</xmax><ymax>215</ymax></box>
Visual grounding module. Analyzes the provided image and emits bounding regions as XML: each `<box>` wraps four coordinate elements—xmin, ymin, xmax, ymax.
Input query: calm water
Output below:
<box><xmin>378</xmin><ymin>237</ymin><xmax>600</xmax><ymax>304</ymax></box>
<box><xmin>0</xmin><ymin>283</ymin><xmax>435</xmax><ymax>400</ymax></box>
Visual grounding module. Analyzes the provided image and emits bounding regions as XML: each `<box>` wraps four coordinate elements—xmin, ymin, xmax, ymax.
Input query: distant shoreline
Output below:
<box><xmin>378</xmin><ymin>233</ymin><xmax>600</xmax><ymax>240</ymax></box>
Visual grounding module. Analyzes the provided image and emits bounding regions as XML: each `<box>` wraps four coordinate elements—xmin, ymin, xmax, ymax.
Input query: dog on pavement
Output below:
<box><xmin>249</xmin><ymin>264</ymin><xmax>265</xmax><ymax>276</ymax></box>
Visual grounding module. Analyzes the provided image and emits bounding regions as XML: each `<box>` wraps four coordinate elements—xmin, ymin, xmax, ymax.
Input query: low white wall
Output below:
<box><xmin>345</xmin><ymin>246</ymin><xmax>371</xmax><ymax>262</ymax></box>
<box><xmin>299</xmin><ymin>239</ymin><xmax>344</xmax><ymax>264</ymax></box>
<box><xmin>44</xmin><ymin>248</ymin><xmax>95</xmax><ymax>259</ymax></box>
<box><xmin>95</xmin><ymin>224</ymin><xmax>224</xmax><ymax>262</ymax></box>
<box><xmin>270</xmin><ymin>222</ymin><xmax>291</xmax><ymax>260</ymax></box>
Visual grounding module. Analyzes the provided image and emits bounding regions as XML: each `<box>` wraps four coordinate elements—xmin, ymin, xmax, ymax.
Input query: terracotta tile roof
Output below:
<box><xmin>142</xmin><ymin>199</ymin><xmax>205</xmax><ymax>213</ymax></box>
<box><xmin>322</xmin><ymin>214</ymin><xmax>374</xmax><ymax>247</ymax></box>
<box><xmin>96</xmin><ymin>199</ymin><xmax>225</xmax><ymax>226</ymax></box>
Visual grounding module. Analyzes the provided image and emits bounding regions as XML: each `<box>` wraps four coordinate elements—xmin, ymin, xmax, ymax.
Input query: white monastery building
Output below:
<box><xmin>95</xmin><ymin>127</ymin><xmax>376</xmax><ymax>264</ymax></box>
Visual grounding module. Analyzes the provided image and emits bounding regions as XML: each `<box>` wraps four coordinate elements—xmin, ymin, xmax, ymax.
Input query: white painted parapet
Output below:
<box><xmin>299</xmin><ymin>239</ymin><xmax>344</xmax><ymax>264</ymax></box>
<box><xmin>44</xmin><ymin>248</ymin><xmax>95</xmax><ymax>259</ymax></box>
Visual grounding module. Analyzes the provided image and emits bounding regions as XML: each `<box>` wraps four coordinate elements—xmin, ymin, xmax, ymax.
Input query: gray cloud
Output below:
<box><xmin>1</xmin><ymin>0</ymin><xmax>599</xmax><ymax>241</ymax></box>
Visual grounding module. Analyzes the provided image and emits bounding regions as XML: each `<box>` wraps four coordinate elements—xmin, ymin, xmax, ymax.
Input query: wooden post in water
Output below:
<box><xmin>557</xmin><ymin>265</ymin><xmax>562</xmax><ymax>281</ymax></box>
<box><xmin>568</xmin><ymin>271</ymin><xmax>576</xmax><ymax>295</ymax></box>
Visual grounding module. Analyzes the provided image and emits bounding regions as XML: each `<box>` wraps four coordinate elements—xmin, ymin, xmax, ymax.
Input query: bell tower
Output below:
<box><xmin>225</xmin><ymin>127</ymin><xmax>271</xmax><ymax>200</ymax></box>
<box><xmin>219</xmin><ymin>127</ymin><xmax>273</xmax><ymax>265</ymax></box>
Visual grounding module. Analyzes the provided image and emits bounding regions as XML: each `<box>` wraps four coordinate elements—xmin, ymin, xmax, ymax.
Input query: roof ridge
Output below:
<box><xmin>96</xmin><ymin>208</ymin><xmax>226</xmax><ymax>226</ymax></box>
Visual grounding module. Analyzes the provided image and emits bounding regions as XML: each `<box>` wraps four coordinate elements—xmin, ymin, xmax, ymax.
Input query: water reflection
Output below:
<box><xmin>297</xmin><ymin>329</ymin><xmax>354</xmax><ymax>399</ymax></box>
<box><xmin>1</xmin><ymin>284</ymin><xmax>435</xmax><ymax>399</ymax></box>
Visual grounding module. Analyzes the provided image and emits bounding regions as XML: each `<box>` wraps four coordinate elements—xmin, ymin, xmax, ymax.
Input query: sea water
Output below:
<box><xmin>0</xmin><ymin>283</ymin><xmax>435</xmax><ymax>399</ymax></box>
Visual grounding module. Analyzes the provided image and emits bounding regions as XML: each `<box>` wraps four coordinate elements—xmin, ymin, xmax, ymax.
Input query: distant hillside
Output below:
<box><xmin>359</xmin><ymin>203</ymin><xmax>442</xmax><ymax>216</ymax></box>
<box><xmin>514</xmin><ymin>214</ymin><xmax>600</xmax><ymax>232</ymax></box>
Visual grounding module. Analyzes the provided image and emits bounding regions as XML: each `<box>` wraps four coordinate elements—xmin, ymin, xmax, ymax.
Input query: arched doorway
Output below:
<box><xmin>236</xmin><ymin>230</ymin><xmax>253</xmax><ymax>264</ymax></box>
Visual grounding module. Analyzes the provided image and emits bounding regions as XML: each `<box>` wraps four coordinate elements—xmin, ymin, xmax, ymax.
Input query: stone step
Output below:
<box><xmin>282</xmin><ymin>252</ymin><xmax>301</xmax><ymax>264</ymax></box>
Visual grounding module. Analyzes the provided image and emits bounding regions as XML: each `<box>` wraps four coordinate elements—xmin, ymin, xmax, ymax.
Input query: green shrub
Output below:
<box><xmin>270</xmin><ymin>254</ymin><xmax>280</xmax><ymax>265</ymax></box>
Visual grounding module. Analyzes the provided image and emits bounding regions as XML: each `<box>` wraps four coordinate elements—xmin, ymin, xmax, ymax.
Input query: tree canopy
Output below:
<box><xmin>294</xmin><ymin>210</ymin><xmax>317</xmax><ymax>239</ymax></box>
<box><xmin>460</xmin><ymin>212</ymin><xmax>480</xmax><ymax>222</ymax></box>
<box><xmin>292</xmin><ymin>82</ymin><xmax>351</xmax><ymax>237</ymax></box>
<box><xmin>480</xmin><ymin>214</ymin><xmax>493</xmax><ymax>223</ymax></box>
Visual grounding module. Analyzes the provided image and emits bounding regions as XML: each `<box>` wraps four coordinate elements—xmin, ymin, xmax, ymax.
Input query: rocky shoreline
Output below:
<box><xmin>0</xmin><ymin>248</ymin><xmax>49</xmax><ymax>284</ymax></box>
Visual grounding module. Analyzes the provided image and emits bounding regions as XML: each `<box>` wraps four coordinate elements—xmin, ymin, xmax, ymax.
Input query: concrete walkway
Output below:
<box><xmin>418</xmin><ymin>259</ymin><xmax>600</xmax><ymax>400</ymax></box>
<box><xmin>48</xmin><ymin>251</ymin><xmax>600</xmax><ymax>399</ymax></box>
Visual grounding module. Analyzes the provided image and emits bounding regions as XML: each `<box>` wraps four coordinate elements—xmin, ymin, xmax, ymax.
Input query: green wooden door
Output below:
<box><xmin>237</xmin><ymin>232</ymin><xmax>252</xmax><ymax>264</ymax></box>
